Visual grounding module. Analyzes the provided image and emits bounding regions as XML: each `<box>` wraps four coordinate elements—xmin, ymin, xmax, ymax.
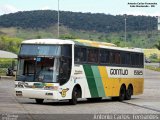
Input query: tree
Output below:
<box><xmin>154</xmin><ymin>41</ymin><xmax>160</xmax><ymax>67</ymax></box>
<box><xmin>59</xmin><ymin>34</ymin><xmax>78</xmax><ymax>39</ymax></box>
<box><xmin>154</xmin><ymin>41</ymin><xmax>160</xmax><ymax>50</ymax></box>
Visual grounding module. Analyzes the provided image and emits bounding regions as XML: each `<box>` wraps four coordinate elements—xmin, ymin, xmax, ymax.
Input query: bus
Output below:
<box><xmin>15</xmin><ymin>39</ymin><xmax>144</xmax><ymax>105</ymax></box>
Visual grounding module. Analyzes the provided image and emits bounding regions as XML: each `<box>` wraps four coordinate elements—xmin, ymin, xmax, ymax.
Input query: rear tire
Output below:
<box><xmin>118</xmin><ymin>85</ymin><xmax>126</xmax><ymax>101</ymax></box>
<box><xmin>69</xmin><ymin>87</ymin><xmax>78</xmax><ymax>105</ymax></box>
<box><xmin>35</xmin><ymin>99</ymin><xmax>44</xmax><ymax>104</ymax></box>
<box><xmin>125</xmin><ymin>85</ymin><xmax>133</xmax><ymax>100</ymax></box>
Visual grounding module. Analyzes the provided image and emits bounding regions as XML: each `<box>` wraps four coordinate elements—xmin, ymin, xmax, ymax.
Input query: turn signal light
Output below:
<box><xmin>44</xmin><ymin>86</ymin><xmax>58</xmax><ymax>90</ymax></box>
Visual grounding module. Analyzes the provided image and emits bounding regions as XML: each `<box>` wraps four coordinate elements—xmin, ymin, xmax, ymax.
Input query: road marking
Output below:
<box><xmin>122</xmin><ymin>101</ymin><xmax>160</xmax><ymax>113</ymax></box>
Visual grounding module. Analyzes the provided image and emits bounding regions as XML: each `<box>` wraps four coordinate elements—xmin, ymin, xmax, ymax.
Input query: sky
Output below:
<box><xmin>0</xmin><ymin>0</ymin><xmax>160</xmax><ymax>16</ymax></box>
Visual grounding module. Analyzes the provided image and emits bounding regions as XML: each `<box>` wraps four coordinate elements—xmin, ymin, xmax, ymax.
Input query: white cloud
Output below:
<box><xmin>0</xmin><ymin>4</ymin><xmax>19</xmax><ymax>15</ymax></box>
<box><xmin>41</xmin><ymin>6</ymin><xmax>51</xmax><ymax>10</ymax></box>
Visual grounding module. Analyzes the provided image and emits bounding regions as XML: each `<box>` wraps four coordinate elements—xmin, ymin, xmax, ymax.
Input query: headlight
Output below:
<box><xmin>44</xmin><ymin>86</ymin><xmax>58</xmax><ymax>90</ymax></box>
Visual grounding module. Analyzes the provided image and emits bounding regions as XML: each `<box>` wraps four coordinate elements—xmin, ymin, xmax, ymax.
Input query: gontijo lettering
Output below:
<box><xmin>110</xmin><ymin>69</ymin><xmax>128</xmax><ymax>75</ymax></box>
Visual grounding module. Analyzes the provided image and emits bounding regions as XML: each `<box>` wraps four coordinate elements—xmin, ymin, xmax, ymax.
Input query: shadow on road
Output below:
<box><xmin>19</xmin><ymin>98</ymin><xmax>140</xmax><ymax>106</ymax></box>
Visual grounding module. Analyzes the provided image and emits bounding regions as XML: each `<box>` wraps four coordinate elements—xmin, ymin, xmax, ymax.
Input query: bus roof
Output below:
<box><xmin>22</xmin><ymin>39</ymin><xmax>75</xmax><ymax>45</ymax></box>
<box><xmin>22</xmin><ymin>39</ymin><xmax>143</xmax><ymax>53</ymax></box>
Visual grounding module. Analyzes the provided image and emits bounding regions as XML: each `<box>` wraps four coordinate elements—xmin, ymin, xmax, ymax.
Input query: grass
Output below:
<box><xmin>143</xmin><ymin>49</ymin><xmax>160</xmax><ymax>58</ymax></box>
<box><xmin>145</xmin><ymin>65</ymin><xmax>160</xmax><ymax>72</ymax></box>
<box><xmin>0</xmin><ymin>27</ymin><xmax>17</xmax><ymax>37</ymax></box>
<box><xmin>1</xmin><ymin>26</ymin><xmax>160</xmax><ymax>48</ymax></box>
<box><xmin>0</xmin><ymin>68</ymin><xmax>7</xmax><ymax>76</ymax></box>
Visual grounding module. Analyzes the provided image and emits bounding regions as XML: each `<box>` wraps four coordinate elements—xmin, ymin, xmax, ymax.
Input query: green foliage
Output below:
<box><xmin>145</xmin><ymin>65</ymin><xmax>160</xmax><ymax>72</ymax></box>
<box><xmin>0</xmin><ymin>59</ymin><xmax>13</xmax><ymax>67</ymax></box>
<box><xmin>149</xmin><ymin>53</ymin><xmax>158</xmax><ymax>59</ymax></box>
<box><xmin>59</xmin><ymin>34</ymin><xmax>78</xmax><ymax>39</ymax></box>
<box><xmin>36</xmin><ymin>35</ymin><xmax>42</xmax><ymax>39</ymax></box>
<box><xmin>0</xmin><ymin>10</ymin><xmax>159</xmax><ymax>49</ymax></box>
<box><xmin>113</xmin><ymin>41</ymin><xmax>121</xmax><ymax>47</ymax></box>
<box><xmin>0</xmin><ymin>36</ymin><xmax>22</xmax><ymax>54</ymax></box>
<box><xmin>0</xmin><ymin>26</ymin><xmax>160</xmax><ymax>48</ymax></box>
<box><xmin>154</xmin><ymin>41</ymin><xmax>160</xmax><ymax>50</ymax></box>
<box><xmin>0</xmin><ymin>10</ymin><xmax>157</xmax><ymax>33</ymax></box>
<box><xmin>0</xmin><ymin>59</ymin><xmax>16</xmax><ymax>75</ymax></box>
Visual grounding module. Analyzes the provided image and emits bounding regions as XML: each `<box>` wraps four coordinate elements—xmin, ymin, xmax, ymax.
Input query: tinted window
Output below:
<box><xmin>121</xmin><ymin>52</ymin><xmax>126</xmax><ymax>65</ymax></box>
<box><xmin>61</xmin><ymin>45</ymin><xmax>72</xmax><ymax>57</ymax></box>
<box><xmin>74</xmin><ymin>47</ymin><xmax>87</xmax><ymax>62</ymax></box>
<box><xmin>100</xmin><ymin>50</ymin><xmax>110</xmax><ymax>64</ymax></box>
<box><xmin>139</xmin><ymin>54</ymin><xmax>144</xmax><ymax>66</ymax></box>
<box><xmin>131</xmin><ymin>54</ymin><xmax>135</xmax><ymax>65</ymax></box>
<box><xmin>88</xmin><ymin>48</ymin><xmax>98</xmax><ymax>63</ymax></box>
<box><xmin>126</xmin><ymin>53</ymin><xmax>131</xmax><ymax>65</ymax></box>
<box><xmin>110</xmin><ymin>52</ymin><xmax>115</xmax><ymax>64</ymax></box>
<box><xmin>75</xmin><ymin>47</ymin><xmax>81</xmax><ymax>62</ymax></box>
<box><xmin>110</xmin><ymin>51</ymin><xmax>120</xmax><ymax>64</ymax></box>
<box><xmin>81</xmin><ymin>48</ymin><xmax>87</xmax><ymax>62</ymax></box>
<box><xmin>121</xmin><ymin>52</ymin><xmax>130</xmax><ymax>65</ymax></box>
<box><xmin>115</xmin><ymin>52</ymin><xmax>120</xmax><ymax>64</ymax></box>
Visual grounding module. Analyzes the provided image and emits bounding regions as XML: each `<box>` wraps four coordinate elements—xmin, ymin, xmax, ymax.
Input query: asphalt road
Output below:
<box><xmin>0</xmin><ymin>69</ymin><xmax>160</xmax><ymax>120</ymax></box>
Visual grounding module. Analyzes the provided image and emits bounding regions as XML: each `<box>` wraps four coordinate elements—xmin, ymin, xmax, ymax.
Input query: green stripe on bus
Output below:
<box><xmin>91</xmin><ymin>66</ymin><xmax>106</xmax><ymax>97</ymax></box>
<box><xmin>83</xmin><ymin>65</ymin><xmax>99</xmax><ymax>97</ymax></box>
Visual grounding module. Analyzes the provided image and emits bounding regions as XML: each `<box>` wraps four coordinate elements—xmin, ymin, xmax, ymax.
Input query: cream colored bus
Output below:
<box><xmin>15</xmin><ymin>39</ymin><xmax>144</xmax><ymax>105</ymax></box>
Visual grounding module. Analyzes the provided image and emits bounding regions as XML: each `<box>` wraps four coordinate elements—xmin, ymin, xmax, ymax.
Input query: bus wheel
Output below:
<box><xmin>35</xmin><ymin>99</ymin><xmax>44</xmax><ymax>104</ymax></box>
<box><xmin>69</xmin><ymin>87</ymin><xmax>78</xmax><ymax>105</ymax></box>
<box><xmin>118</xmin><ymin>85</ymin><xmax>126</xmax><ymax>101</ymax></box>
<box><xmin>125</xmin><ymin>85</ymin><xmax>133</xmax><ymax>100</ymax></box>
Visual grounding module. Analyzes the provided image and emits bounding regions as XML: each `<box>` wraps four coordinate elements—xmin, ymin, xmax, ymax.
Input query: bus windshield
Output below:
<box><xmin>20</xmin><ymin>44</ymin><xmax>61</xmax><ymax>56</ymax></box>
<box><xmin>16</xmin><ymin>44</ymin><xmax>72</xmax><ymax>84</ymax></box>
<box><xmin>16</xmin><ymin>57</ymin><xmax>60</xmax><ymax>83</ymax></box>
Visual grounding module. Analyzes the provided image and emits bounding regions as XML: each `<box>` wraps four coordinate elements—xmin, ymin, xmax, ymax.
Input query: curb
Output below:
<box><xmin>0</xmin><ymin>76</ymin><xmax>15</xmax><ymax>80</ymax></box>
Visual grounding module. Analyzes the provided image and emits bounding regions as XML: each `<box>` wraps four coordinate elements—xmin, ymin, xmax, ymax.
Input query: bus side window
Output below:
<box><xmin>100</xmin><ymin>49</ymin><xmax>110</xmax><ymax>64</ymax></box>
<box><xmin>131</xmin><ymin>53</ymin><xmax>137</xmax><ymax>66</ymax></box>
<box><xmin>75</xmin><ymin>47</ymin><xmax>81</xmax><ymax>62</ymax></box>
<box><xmin>115</xmin><ymin>52</ymin><xmax>120</xmax><ymax>64</ymax></box>
<box><xmin>110</xmin><ymin>52</ymin><xmax>116</xmax><ymax>64</ymax></box>
<box><xmin>74</xmin><ymin>47</ymin><xmax>87</xmax><ymax>63</ymax></box>
<box><xmin>88</xmin><ymin>48</ymin><xmax>98</xmax><ymax>63</ymax></box>
<box><xmin>61</xmin><ymin>45</ymin><xmax>72</xmax><ymax>57</ymax></box>
<box><xmin>59</xmin><ymin>58</ymin><xmax>72</xmax><ymax>85</ymax></box>
<box><xmin>121</xmin><ymin>52</ymin><xmax>125</xmax><ymax>65</ymax></box>
<box><xmin>135</xmin><ymin>54</ymin><xmax>140</xmax><ymax>66</ymax></box>
<box><xmin>126</xmin><ymin>53</ymin><xmax>131</xmax><ymax>66</ymax></box>
<box><xmin>60</xmin><ymin>45</ymin><xmax>72</xmax><ymax>85</ymax></box>
<box><xmin>80</xmin><ymin>48</ymin><xmax>87</xmax><ymax>62</ymax></box>
<box><xmin>139</xmin><ymin>54</ymin><xmax>144</xmax><ymax>67</ymax></box>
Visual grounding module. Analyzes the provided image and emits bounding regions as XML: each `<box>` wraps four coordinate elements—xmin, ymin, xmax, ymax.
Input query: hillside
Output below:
<box><xmin>0</xmin><ymin>10</ymin><xmax>158</xmax><ymax>33</ymax></box>
<box><xmin>0</xmin><ymin>10</ymin><xmax>160</xmax><ymax>53</ymax></box>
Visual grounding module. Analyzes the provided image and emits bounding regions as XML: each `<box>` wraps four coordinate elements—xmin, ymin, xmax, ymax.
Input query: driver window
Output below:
<box><xmin>59</xmin><ymin>57</ymin><xmax>72</xmax><ymax>85</ymax></box>
<box><xmin>59</xmin><ymin>45</ymin><xmax>72</xmax><ymax>85</ymax></box>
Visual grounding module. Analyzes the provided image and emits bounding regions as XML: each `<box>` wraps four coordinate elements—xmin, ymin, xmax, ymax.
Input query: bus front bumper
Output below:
<box><xmin>15</xmin><ymin>88</ymin><xmax>59</xmax><ymax>100</ymax></box>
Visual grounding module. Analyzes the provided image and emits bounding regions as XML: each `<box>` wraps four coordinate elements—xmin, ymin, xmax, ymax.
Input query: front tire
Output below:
<box><xmin>35</xmin><ymin>99</ymin><xmax>44</xmax><ymax>104</ymax></box>
<box><xmin>69</xmin><ymin>88</ymin><xmax>78</xmax><ymax>105</ymax></box>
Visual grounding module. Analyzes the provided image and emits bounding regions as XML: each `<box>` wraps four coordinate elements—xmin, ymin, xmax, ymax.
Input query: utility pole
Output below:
<box><xmin>124</xmin><ymin>14</ymin><xmax>127</xmax><ymax>47</ymax></box>
<box><xmin>58</xmin><ymin>0</ymin><xmax>60</xmax><ymax>38</ymax></box>
<box><xmin>158</xmin><ymin>16</ymin><xmax>160</xmax><ymax>31</ymax></box>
